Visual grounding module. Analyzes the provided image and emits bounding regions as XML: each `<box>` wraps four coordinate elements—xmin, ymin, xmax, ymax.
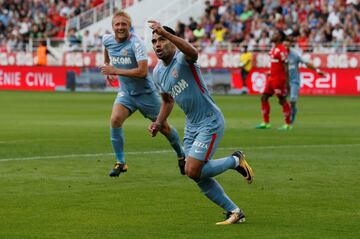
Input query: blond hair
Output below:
<box><xmin>112</xmin><ymin>10</ymin><xmax>132</xmax><ymax>27</ymax></box>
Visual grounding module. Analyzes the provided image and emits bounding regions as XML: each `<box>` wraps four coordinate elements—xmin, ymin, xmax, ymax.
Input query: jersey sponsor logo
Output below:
<box><xmin>110</xmin><ymin>56</ymin><xmax>132</xmax><ymax>65</ymax></box>
<box><xmin>170</xmin><ymin>79</ymin><xmax>188</xmax><ymax>98</ymax></box>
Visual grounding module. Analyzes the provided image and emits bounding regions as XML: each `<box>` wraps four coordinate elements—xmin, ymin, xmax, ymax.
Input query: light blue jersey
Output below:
<box><xmin>102</xmin><ymin>33</ymin><xmax>156</xmax><ymax>95</ymax></box>
<box><xmin>153</xmin><ymin>51</ymin><xmax>224</xmax><ymax>161</ymax></box>
<box><xmin>288</xmin><ymin>49</ymin><xmax>306</xmax><ymax>102</ymax></box>
<box><xmin>288</xmin><ymin>48</ymin><xmax>306</xmax><ymax>86</ymax></box>
<box><xmin>153</xmin><ymin>51</ymin><xmax>222</xmax><ymax>125</ymax></box>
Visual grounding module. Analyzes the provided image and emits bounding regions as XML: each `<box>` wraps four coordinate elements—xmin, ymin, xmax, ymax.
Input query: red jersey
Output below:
<box><xmin>269</xmin><ymin>43</ymin><xmax>288</xmax><ymax>82</ymax></box>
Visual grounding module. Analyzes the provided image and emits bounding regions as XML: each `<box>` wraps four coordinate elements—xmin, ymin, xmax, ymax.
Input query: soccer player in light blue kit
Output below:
<box><xmin>285</xmin><ymin>38</ymin><xmax>325</xmax><ymax>125</ymax></box>
<box><xmin>148</xmin><ymin>20</ymin><xmax>254</xmax><ymax>225</ymax></box>
<box><xmin>99</xmin><ymin>11</ymin><xmax>185</xmax><ymax>177</ymax></box>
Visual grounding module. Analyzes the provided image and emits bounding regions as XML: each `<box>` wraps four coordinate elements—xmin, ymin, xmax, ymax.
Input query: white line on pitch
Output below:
<box><xmin>0</xmin><ymin>144</ymin><xmax>359</xmax><ymax>162</ymax></box>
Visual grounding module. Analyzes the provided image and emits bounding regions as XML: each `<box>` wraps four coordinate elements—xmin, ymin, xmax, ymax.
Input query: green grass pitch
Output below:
<box><xmin>0</xmin><ymin>91</ymin><xmax>359</xmax><ymax>239</ymax></box>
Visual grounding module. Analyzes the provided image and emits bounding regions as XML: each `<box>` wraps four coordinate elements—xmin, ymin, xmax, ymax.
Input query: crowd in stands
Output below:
<box><xmin>0</xmin><ymin>0</ymin><xmax>104</xmax><ymax>52</ymax></box>
<box><xmin>175</xmin><ymin>0</ymin><xmax>360</xmax><ymax>53</ymax></box>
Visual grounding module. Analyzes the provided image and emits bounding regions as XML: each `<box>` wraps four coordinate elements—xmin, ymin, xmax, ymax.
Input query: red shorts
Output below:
<box><xmin>263</xmin><ymin>77</ymin><xmax>287</xmax><ymax>96</ymax></box>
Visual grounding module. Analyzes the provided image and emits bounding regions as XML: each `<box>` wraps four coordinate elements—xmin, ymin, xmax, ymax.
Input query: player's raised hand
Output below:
<box><xmin>148</xmin><ymin>20</ymin><xmax>166</xmax><ymax>35</ymax></box>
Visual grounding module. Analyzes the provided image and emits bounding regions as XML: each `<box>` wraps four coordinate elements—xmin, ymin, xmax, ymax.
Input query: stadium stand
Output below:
<box><xmin>175</xmin><ymin>0</ymin><xmax>360</xmax><ymax>53</ymax></box>
<box><xmin>1</xmin><ymin>0</ymin><xmax>359</xmax><ymax>54</ymax></box>
<box><xmin>0</xmin><ymin>0</ymin><xmax>103</xmax><ymax>52</ymax></box>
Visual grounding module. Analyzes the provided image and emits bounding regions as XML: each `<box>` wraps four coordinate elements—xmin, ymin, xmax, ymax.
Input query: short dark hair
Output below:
<box><xmin>163</xmin><ymin>26</ymin><xmax>176</xmax><ymax>35</ymax></box>
<box><xmin>152</xmin><ymin>25</ymin><xmax>176</xmax><ymax>35</ymax></box>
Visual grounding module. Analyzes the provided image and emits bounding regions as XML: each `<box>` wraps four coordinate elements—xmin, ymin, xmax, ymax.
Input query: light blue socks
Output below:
<box><xmin>200</xmin><ymin>156</ymin><xmax>236</xmax><ymax>178</ymax></box>
<box><xmin>110</xmin><ymin>127</ymin><xmax>125</xmax><ymax>164</ymax></box>
<box><xmin>197</xmin><ymin>177</ymin><xmax>238</xmax><ymax>212</ymax></box>
<box><xmin>165</xmin><ymin>127</ymin><xmax>185</xmax><ymax>158</ymax></box>
<box><xmin>196</xmin><ymin>156</ymin><xmax>238</xmax><ymax>212</ymax></box>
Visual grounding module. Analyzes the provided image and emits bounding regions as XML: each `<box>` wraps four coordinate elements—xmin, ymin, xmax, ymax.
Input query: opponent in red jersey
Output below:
<box><xmin>256</xmin><ymin>29</ymin><xmax>292</xmax><ymax>130</ymax></box>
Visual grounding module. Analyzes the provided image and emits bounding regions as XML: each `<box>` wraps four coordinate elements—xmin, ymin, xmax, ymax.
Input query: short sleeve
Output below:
<box><xmin>102</xmin><ymin>34</ymin><xmax>112</xmax><ymax>48</ymax></box>
<box><xmin>152</xmin><ymin>65</ymin><xmax>164</xmax><ymax>93</ymax></box>
<box><xmin>131</xmin><ymin>37</ymin><xmax>148</xmax><ymax>62</ymax></box>
<box><xmin>175</xmin><ymin>51</ymin><xmax>190</xmax><ymax>65</ymax></box>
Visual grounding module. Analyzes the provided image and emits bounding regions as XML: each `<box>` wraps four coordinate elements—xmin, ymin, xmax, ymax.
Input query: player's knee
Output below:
<box><xmin>111</xmin><ymin>116</ymin><xmax>123</xmax><ymax>128</ymax></box>
<box><xmin>185</xmin><ymin>165</ymin><xmax>201</xmax><ymax>181</ymax></box>
<box><xmin>186</xmin><ymin>170</ymin><xmax>200</xmax><ymax>181</ymax></box>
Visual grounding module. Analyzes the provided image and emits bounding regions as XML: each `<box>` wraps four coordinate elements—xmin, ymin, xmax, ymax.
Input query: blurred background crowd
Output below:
<box><xmin>0</xmin><ymin>0</ymin><xmax>104</xmax><ymax>52</ymax></box>
<box><xmin>175</xmin><ymin>0</ymin><xmax>360</xmax><ymax>52</ymax></box>
<box><xmin>0</xmin><ymin>0</ymin><xmax>359</xmax><ymax>53</ymax></box>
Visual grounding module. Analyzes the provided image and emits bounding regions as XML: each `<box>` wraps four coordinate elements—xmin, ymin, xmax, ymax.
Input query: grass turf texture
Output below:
<box><xmin>0</xmin><ymin>91</ymin><xmax>359</xmax><ymax>239</ymax></box>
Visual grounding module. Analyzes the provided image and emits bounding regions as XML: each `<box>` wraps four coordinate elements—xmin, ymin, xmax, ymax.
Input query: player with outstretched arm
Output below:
<box><xmin>285</xmin><ymin>37</ymin><xmax>325</xmax><ymax>125</ymax></box>
<box><xmin>148</xmin><ymin>20</ymin><xmax>254</xmax><ymax>225</ymax></box>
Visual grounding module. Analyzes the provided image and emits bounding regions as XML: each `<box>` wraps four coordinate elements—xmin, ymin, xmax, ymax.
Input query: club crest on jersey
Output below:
<box><xmin>172</xmin><ymin>68</ymin><xmax>178</xmax><ymax>78</ymax></box>
<box><xmin>121</xmin><ymin>49</ymin><xmax>128</xmax><ymax>56</ymax></box>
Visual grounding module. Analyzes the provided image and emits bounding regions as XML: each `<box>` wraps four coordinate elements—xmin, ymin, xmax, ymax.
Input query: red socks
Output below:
<box><xmin>261</xmin><ymin>101</ymin><xmax>270</xmax><ymax>123</ymax></box>
<box><xmin>282</xmin><ymin>101</ymin><xmax>291</xmax><ymax>124</ymax></box>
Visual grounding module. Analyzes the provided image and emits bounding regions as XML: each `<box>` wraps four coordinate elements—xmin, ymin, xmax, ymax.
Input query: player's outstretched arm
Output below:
<box><xmin>148</xmin><ymin>20</ymin><xmax>198</xmax><ymax>63</ymax></box>
<box><xmin>306</xmin><ymin>62</ymin><xmax>325</xmax><ymax>76</ymax></box>
<box><xmin>149</xmin><ymin>93</ymin><xmax>174</xmax><ymax>137</ymax></box>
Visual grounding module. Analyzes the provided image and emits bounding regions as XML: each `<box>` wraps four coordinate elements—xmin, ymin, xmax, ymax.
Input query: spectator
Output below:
<box><xmin>239</xmin><ymin>45</ymin><xmax>252</xmax><ymax>94</ymax></box>
<box><xmin>193</xmin><ymin>24</ymin><xmax>206</xmax><ymax>42</ymax></box>
<box><xmin>184</xmin><ymin>25</ymin><xmax>195</xmax><ymax>43</ymax></box>
<box><xmin>82</xmin><ymin>30</ymin><xmax>94</xmax><ymax>52</ymax></box>
<box><xmin>67</xmin><ymin>28</ymin><xmax>81</xmax><ymax>51</ymax></box>
<box><xmin>258</xmin><ymin>30</ymin><xmax>270</xmax><ymax>51</ymax></box>
<box><xmin>188</xmin><ymin>17</ymin><xmax>197</xmax><ymax>31</ymax></box>
<box><xmin>233</xmin><ymin>0</ymin><xmax>246</xmax><ymax>17</ymax></box>
<box><xmin>6</xmin><ymin>33</ymin><xmax>18</xmax><ymax>53</ymax></box>
<box><xmin>327</xmin><ymin>3</ymin><xmax>341</xmax><ymax>27</ymax></box>
<box><xmin>332</xmin><ymin>23</ymin><xmax>345</xmax><ymax>42</ymax></box>
<box><xmin>29</xmin><ymin>24</ymin><xmax>44</xmax><ymax>40</ymax></box>
<box><xmin>93</xmin><ymin>31</ymin><xmax>103</xmax><ymax>50</ymax></box>
<box><xmin>175</xmin><ymin>20</ymin><xmax>186</xmax><ymax>38</ymax></box>
<box><xmin>36</xmin><ymin>40</ymin><xmax>52</xmax><ymax>66</ymax></box>
<box><xmin>211</xmin><ymin>22</ymin><xmax>227</xmax><ymax>43</ymax></box>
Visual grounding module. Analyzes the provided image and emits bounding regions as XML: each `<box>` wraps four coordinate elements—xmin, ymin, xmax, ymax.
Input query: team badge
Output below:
<box><xmin>122</xmin><ymin>49</ymin><xmax>128</xmax><ymax>56</ymax></box>
<box><xmin>172</xmin><ymin>68</ymin><xmax>178</xmax><ymax>79</ymax></box>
